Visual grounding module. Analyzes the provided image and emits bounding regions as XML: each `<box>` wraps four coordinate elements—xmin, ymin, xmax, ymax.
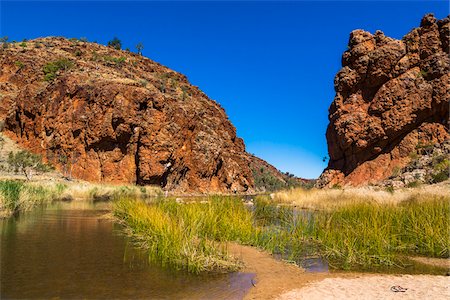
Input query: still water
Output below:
<box><xmin>0</xmin><ymin>202</ymin><xmax>254</xmax><ymax>299</ymax></box>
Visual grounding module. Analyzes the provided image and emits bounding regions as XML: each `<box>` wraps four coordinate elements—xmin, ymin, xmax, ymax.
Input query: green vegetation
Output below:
<box><xmin>0</xmin><ymin>36</ymin><xmax>9</xmax><ymax>49</ymax></box>
<box><xmin>385</xmin><ymin>185</ymin><xmax>395</xmax><ymax>194</ymax></box>
<box><xmin>314</xmin><ymin>196</ymin><xmax>449</xmax><ymax>268</ymax></box>
<box><xmin>15</xmin><ymin>61</ymin><xmax>24</xmax><ymax>69</ymax></box>
<box><xmin>7</xmin><ymin>150</ymin><xmax>53</xmax><ymax>180</ymax></box>
<box><xmin>107</xmin><ymin>37</ymin><xmax>122</xmax><ymax>50</ymax></box>
<box><xmin>416</xmin><ymin>69</ymin><xmax>428</xmax><ymax>78</ymax></box>
<box><xmin>0</xmin><ymin>180</ymin><xmax>23</xmax><ymax>211</ymax></box>
<box><xmin>139</xmin><ymin>79</ymin><xmax>148</xmax><ymax>87</ymax></box>
<box><xmin>114</xmin><ymin>198</ymin><xmax>244</xmax><ymax>273</ymax></box>
<box><xmin>43</xmin><ymin>58</ymin><xmax>74</xmax><ymax>81</ymax></box>
<box><xmin>19</xmin><ymin>41</ymin><xmax>27</xmax><ymax>48</ymax></box>
<box><xmin>406</xmin><ymin>180</ymin><xmax>420</xmax><ymax>188</ymax></box>
<box><xmin>0</xmin><ymin>180</ymin><xmax>68</xmax><ymax>215</ymax></box>
<box><xmin>103</xmin><ymin>55</ymin><xmax>126</xmax><ymax>66</ymax></box>
<box><xmin>114</xmin><ymin>193</ymin><xmax>449</xmax><ymax>274</ymax></box>
<box><xmin>431</xmin><ymin>154</ymin><xmax>449</xmax><ymax>183</ymax></box>
<box><xmin>136</xmin><ymin>42</ymin><xmax>144</xmax><ymax>55</ymax></box>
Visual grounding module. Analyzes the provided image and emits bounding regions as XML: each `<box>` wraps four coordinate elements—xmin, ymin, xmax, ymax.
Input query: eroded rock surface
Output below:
<box><xmin>318</xmin><ymin>14</ymin><xmax>449</xmax><ymax>187</ymax></box>
<box><xmin>0</xmin><ymin>37</ymin><xmax>254</xmax><ymax>192</ymax></box>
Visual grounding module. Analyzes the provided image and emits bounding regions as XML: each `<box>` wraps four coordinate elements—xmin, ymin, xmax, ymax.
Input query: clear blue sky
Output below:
<box><xmin>1</xmin><ymin>1</ymin><xmax>448</xmax><ymax>178</ymax></box>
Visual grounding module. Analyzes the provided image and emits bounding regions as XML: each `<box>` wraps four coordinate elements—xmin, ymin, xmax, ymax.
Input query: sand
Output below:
<box><xmin>229</xmin><ymin>244</ymin><xmax>353</xmax><ymax>300</ymax></box>
<box><xmin>229</xmin><ymin>244</ymin><xmax>450</xmax><ymax>300</ymax></box>
<box><xmin>278</xmin><ymin>275</ymin><xmax>450</xmax><ymax>300</ymax></box>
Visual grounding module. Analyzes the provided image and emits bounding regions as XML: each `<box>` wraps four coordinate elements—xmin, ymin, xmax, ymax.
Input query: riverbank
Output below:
<box><xmin>2</xmin><ymin>180</ymin><xmax>449</xmax><ymax>299</ymax></box>
<box><xmin>278</xmin><ymin>274</ymin><xmax>450</xmax><ymax>300</ymax></box>
<box><xmin>0</xmin><ymin>179</ymin><xmax>162</xmax><ymax>218</ymax></box>
<box><xmin>113</xmin><ymin>186</ymin><xmax>449</xmax><ymax>274</ymax></box>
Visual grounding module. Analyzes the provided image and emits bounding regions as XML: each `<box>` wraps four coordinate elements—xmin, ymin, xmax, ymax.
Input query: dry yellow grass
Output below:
<box><xmin>272</xmin><ymin>182</ymin><xmax>450</xmax><ymax>210</ymax></box>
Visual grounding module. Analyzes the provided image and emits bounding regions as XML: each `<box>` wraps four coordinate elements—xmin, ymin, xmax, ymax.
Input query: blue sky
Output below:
<box><xmin>1</xmin><ymin>1</ymin><xmax>448</xmax><ymax>178</ymax></box>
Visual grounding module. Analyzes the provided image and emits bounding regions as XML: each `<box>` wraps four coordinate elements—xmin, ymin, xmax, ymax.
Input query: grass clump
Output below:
<box><xmin>114</xmin><ymin>199</ymin><xmax>242</xmax><ymax>273</ymax></box>
<box><xmin>0</xmin><ymin>180</ymin><xmax>24</xmax><ymax>211</ymax></box>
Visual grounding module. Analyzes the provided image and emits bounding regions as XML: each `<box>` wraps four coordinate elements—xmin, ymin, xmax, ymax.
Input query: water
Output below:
<box><xmin>0</xmin><ymin>202</ymin><xmax>254</xmax><ymax>299</ymax></box>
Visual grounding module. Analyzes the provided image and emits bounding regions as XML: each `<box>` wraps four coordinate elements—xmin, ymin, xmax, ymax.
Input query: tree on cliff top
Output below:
<box><xmin>107</xmin><ymin>37</ymin><xmax>122</xmax><ymax>50</ymax></box>
<box><xmin>136</xmin><ymin>42</ymin><xmax>144</xmax><ymax>55</ymax></box>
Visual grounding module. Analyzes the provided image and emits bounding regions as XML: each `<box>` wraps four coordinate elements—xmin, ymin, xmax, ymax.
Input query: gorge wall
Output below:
<box><xmin>318</xmin><ymin>14</ymin><xmax>449</xmax><ymax>187</ymax></box>
<box><xmin>0</xmin><ymin>37</ymin><xmax>254</xmax><ymax>192</ymax></box>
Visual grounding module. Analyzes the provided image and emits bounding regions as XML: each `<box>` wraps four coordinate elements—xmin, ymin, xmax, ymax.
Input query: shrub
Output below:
<box><xmin>0</xmin><ymin>36</ymin><xmax>9</xmax><ymax>49</ymax></box>
<box><xmin>107</xmin><ymin>37</ymin><xmax>122</xmax><ymax>50</ymax></box>
<box><xmin>432</xmin><ymin>171</ymin><xmax>449</xmax><ymax>183</ymax></box>
<box><xmin>7</xmin><ymin>150</ymin><xmax>52</xmax><ymax>180</ymax></box>
<box><xmin>103</xmin><ymin>55</ymin><xmax>126</xmax><ymax>66</ymax></box>
<box><xmin>332</xmin><ymin>183</ymin><xmax>342</xmax><ymax>189</ymax></box>
<box><xmin>43</xmin><ymin>58</ymin><xmax>74</xmax><ymax>81</ymax></box>
<box><xmin>139</xmin><ymin>79</ymin><xmax>148</xmax><ymax>87</ymax></box>
<box><xmin>15</xmin><ymin>61</ymin><xmax>24</xmax><ymax>69</ymax></box>
<box><xmin>385</xmin><ymin>186</ymin><xmax>395</xmax><ymax>194</ymax></box>
<box><xmin>19</xmin><ymin>42</ymin><xmax>27</xmax><ymax>48</ymax></box>
<box><xmin>406</xmin><ymin>180</ymin><xmax>420</xmax><ymax>188</ymax></box>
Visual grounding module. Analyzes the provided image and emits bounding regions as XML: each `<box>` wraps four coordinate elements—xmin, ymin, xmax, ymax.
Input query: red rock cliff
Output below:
<box><xmin>318</xmin><ymin>14</ymin><xmax>449</xmax><ymax>187</ymax></box>
<box><xmin>0</xmin><ymin>37</ymin><xmax>254</xmax><ymax>192</ymax></box>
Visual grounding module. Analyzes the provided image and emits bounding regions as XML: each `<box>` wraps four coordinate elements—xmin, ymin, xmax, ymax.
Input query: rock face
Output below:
<box><xmin>318</xmin><ymin>14</ymin><xmax>449</xmax><ymax>187</ymax></box>
<box><xmin>0</xmin><ymin>37</ymin><xmax>254</xmax><ymax>192</ymax></box>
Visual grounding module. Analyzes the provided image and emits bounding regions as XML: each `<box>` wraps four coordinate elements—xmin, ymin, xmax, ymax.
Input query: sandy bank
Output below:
<box><xmin>228</xmin><ymin>244</ymin><xmax>351</xmax><ymax>300</ymax></box>
<box><xmin>278</xmin><ymin>274</ymin><xmax>450</xmax><ymax>300</ymax></box>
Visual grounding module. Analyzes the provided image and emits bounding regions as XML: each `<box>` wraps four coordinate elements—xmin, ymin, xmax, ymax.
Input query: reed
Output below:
<box><xmin>113</xmin><ymin>198</ymin><xmax>243</xmax><ymax>274</ymax></box>
<box><xmin>0</xmin><ymin>180</ymin><xmax>69</xmax><ymax>215</ymax></box>
<box><xmin>113</xmin><ymin>188</ymin><xmax>449</xmax><ymax>273</ymax></box>
<box><xmin>308</xmin><ymin>194</ymin><xmax>449</xmax><ymax>269</ymax></box>
<box><xmin>0</xmin><ymin>180</ymin><xmax>24</xmax><ymax>211</ymax></box>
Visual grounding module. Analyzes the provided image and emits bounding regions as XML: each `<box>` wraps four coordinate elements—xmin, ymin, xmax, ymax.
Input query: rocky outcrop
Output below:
<box><xmin>318</xmin><ymin>14</ymin><xmax>449</xmax><ymax>187</ymax></box>
<box><xmin>0</xmin><ymin>37</ymin><xmax>254</xmax><ymax>192</ymax></box>
<box><xmin>382</xmin><ymin>140</ymin><xmax>449</xmax><ymax>188</ymax></box>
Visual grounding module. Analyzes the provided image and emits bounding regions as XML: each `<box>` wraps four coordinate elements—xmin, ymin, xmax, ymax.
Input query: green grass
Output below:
<box><xmin>114</xmin><ymin>198</ymin><xmax>243</xmax><ymax>274</ymax></box>
<box><xmin>114</xmin><ymin>194</ymin><xmax>450</xmax><ymax>273</ymax></box>
<box><xmin>0</xmin><ymin>180</ymin><xmax>24</xmax><ymax>211</ymax></box>
<box><xmin>307</xmin><ymin>195</ymin><xmax>449</xmax><ymax>269</ymax></box>
<box><xmin>0</xmin><ymin>180</ymin><xmax>68</xmax><ymax>215</ymax></box>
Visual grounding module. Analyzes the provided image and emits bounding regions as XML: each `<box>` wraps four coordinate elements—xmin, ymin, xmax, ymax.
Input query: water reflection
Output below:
<box><xmin>0</xmin><ymin>202</ymin><xmax>254</xmax><ymax>299</ymax></box>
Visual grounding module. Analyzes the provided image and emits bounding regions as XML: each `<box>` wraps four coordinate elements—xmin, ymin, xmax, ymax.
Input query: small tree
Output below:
<box><xmin>0</xmin><ymin>36</ymin><xmax>9</xmax><ymax>49</ymax></box>
<box><xmin>7</xmin><ymin>150</ymin><xmax>51</xmax><ymax>180</ymax></box>
<box><xmin>136</xmin><ymin>42</ymin><xmax>144</xmax><ymax>55</ymax></box>
<box><xmin>107</xmin><ymin>37</ymin><xmax>122</xmax><ymax>50</ymax></box>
